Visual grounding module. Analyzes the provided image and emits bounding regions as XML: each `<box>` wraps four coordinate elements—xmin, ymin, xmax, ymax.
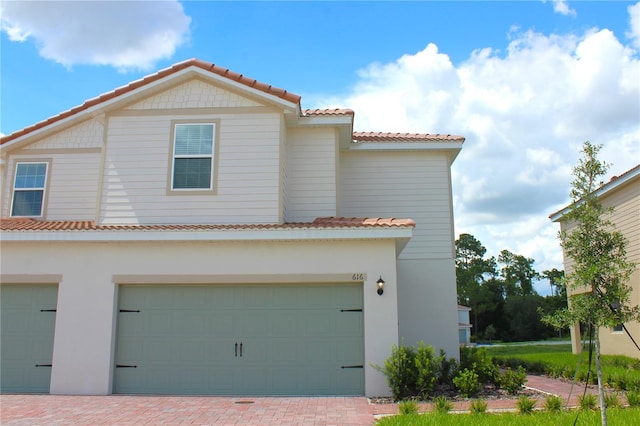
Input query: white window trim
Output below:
<box><xmin>10</xmin><ymin>161</ymin><xmax>50</xmax><ymax>218</ymax></box>
<box><xmin>170</xmin><ymin>122</ymin><xmax>216</xmax><ymax>192</ymax></box>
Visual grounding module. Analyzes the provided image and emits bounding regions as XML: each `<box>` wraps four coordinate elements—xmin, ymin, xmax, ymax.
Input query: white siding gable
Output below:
<box><xmin>21</xmin><ymin>119</ymin><xmax>104</xmax><ymax>150</ymax></box>
<box><xmin>125</xmin><ymin>79</ymin><xmax>262</xmax><ymax>110</ymax></box>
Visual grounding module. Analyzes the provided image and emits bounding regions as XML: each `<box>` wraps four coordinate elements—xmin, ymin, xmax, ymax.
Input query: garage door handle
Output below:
<box><xmin>240</xmin><ymin>342</ymin><xmax>243</xmax><ymax>357</ymax></box>
<box><xmin>235</xmin><ymin>342</ymin><xmax>238</xmax><ymax>357</ymax></box>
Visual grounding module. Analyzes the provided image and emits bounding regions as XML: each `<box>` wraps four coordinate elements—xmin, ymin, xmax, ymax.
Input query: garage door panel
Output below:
<box><xmin>1</xmin><ymin>285</ymin><xmax>58</xmax><ymax>393</ymax></box>
<box><xmin>115</xmin><ymin>284</ymin><xmax>363</xmax><ymax>395</ymax></box>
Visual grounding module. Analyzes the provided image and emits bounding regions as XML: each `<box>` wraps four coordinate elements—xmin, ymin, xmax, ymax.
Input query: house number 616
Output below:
<box><xmin>352</xmin><ymin>273</ymin><xmax>365</xmax><ymax>281</ymax></box>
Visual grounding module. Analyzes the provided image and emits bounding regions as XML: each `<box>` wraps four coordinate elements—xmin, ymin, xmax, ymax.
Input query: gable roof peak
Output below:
<box><xmin>1</xmin><ymin>58</ymin><xmax>302</xmax><ymax>146</ymax></box>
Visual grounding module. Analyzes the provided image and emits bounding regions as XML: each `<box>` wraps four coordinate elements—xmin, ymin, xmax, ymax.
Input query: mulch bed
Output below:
<box><xmin>369</xmin><ymin>383</ymin><xmax>545</xmax><ymax>404</ymax></box>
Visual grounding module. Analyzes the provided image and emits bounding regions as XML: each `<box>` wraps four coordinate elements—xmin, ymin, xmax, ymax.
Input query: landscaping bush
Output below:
<box><xmin>433</xmin><ymin>396</ymin><xmax>453</xmax><ymax>414</ymax></box>
<box><xmin>398</xmin><ymin>400</ymin><xmax>419</xmax><ymax>415</ymax></box>
<box><xmin>543</xmin><ymin>394</ymin><xmax>563</xmax><ymax>412</ymax></box>
<box><xmin>414</xmin><ymin>342</ymin><xmax>438</xmax><ymax>398</ymax></box>
<box><xmin>578</xmin><ymin>393</ymin><xmax>597</xmax><ymax>410</ymax></box>
<box><xmin>469</xmin><ymin>398</ymin><xmax>487</xmax><ymax>414</ymax></box>
<box><xmin>604</xmin><ymin>392</ymin><xmax>621</xmax><ymax>409</ymax></box>
<box><xmin>374</xmin><ymin>343</ymin><xmax>417</xmax><ymax>401</ymax></box>
<box><xmin>459</xmin><ymin>346</ymin><xmax>499</xmax><ymax>385</ymax></box>
<box><xmin>498</xmin><ymin>366</ymin><xmax>527</xmax><ymax>395</ymax></box>
<box><xmin>626</xmin><ymin>390</ymin><xmax>640</xmax><ymax>407</ymax></box>
<box><xmin>453</xmin><ymin>368</ymin><xmax>480</xmax><ymax>398</ymax></box>
<box><xmin>516</xmin><ymin>395</ymin><xmax>536</xmax><ymax>414</ymax></box>
<box><xmin>436</xmin><ymin>349</ymin><xmax>458</xmax><ymax>385</ymax></box>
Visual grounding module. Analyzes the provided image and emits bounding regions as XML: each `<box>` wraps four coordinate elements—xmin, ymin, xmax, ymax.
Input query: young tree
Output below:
<box><xmin>542</xmin><ymin>142</ymin><xmax>640</xmax><ymax>426</ymax></box>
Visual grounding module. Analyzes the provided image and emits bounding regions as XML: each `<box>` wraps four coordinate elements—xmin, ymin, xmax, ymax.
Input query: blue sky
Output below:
<box><xmin>2</xmin><ymin>1</ymin><xmax>639</xmax><ymax>294</ymax></box>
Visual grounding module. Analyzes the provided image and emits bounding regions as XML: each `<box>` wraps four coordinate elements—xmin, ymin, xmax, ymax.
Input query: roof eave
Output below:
<box><xmin>549</xmin><ymin>165</ymin><xmax>640</xmax><ymax>222</ymax></box>
<box><xmin>0</xmin><ymin>226</ymin><xmax>414</xmax><ymax>253</ymax></box>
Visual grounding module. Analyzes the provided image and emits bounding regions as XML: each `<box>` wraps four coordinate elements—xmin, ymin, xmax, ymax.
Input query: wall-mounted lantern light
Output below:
<box><xmin>376</xmin><ymin>276</ymin><xmax>385</xmax><ymax>296</ymax></box>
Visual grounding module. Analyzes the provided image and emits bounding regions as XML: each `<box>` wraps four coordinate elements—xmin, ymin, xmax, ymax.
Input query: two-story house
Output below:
<box><xmin>0</xmin><ymin>59</ymin><xmax>464</xmax><ymax>396</ymax></box>
<box><xmin>550</xmin><ymin>164</ymin><xmax>639</xmax><ymax>359</ymax></box>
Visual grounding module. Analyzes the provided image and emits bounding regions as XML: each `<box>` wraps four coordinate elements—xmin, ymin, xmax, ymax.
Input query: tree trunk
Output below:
<box><xmin>595</xmin><ymin>327</ymin><xmax>607</xmax><ymax>426</ymax></box>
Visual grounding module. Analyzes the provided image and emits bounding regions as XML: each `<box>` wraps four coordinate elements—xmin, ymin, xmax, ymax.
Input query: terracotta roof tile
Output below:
<box><xmin>1</xmin><ymin>59</ymin><xmax>302</xmax><ymax>145</ymax></box>
<box><xmin>1</xmin><ymin>217</ymin><xmax>415</xmax><ymax>232</ymax></box>
<box><xmin>352</xmin><ymin>132</ymin><xmax>465</xmax><ymax>142</ymax></box>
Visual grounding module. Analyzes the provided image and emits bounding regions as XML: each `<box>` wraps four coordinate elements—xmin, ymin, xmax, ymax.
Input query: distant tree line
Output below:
<box><xmin>455</xmin><ymin>233</ymin><xmax>568</xmax><ymax>342</ymax></box>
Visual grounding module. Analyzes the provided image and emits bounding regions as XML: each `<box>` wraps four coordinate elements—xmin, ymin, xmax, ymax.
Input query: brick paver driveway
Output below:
<box><xmin>0</xmin><ymin>395</ymin><xmax>376</xmax><ymax>425</ymax></box>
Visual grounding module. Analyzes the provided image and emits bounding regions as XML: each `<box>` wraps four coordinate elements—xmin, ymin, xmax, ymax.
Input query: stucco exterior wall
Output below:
<box><xmin>1</xmin><ymin>238</ymin><xmax>400</xmax><ymax>397</ymax></box>
<box><xmin>397</xmin><ymin>259</ymin><xmax>459</xmax><ymax>358</ymax></box>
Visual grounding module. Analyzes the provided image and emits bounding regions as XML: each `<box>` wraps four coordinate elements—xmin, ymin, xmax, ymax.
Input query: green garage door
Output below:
<box><xmin>1</xmin><ymin>284</ymin><xmax>58</xmax><ymax>393</ymax></box>
<box><xmin>114</xmin><ymin>284</ymin><xmax>364</xmax><ymax>395</ymax></box>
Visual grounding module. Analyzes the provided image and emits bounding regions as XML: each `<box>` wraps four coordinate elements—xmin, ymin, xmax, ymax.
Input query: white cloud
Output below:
<box><xmin>317</xmin><ymin>11</ymin><xmax>640</xmax><ymax>278</ymax></box>
<box><xmin>551</xmin><ymin>0</ymin><xmax>577</xmax><ymax>17</ymax></box>
<box><xmin>0</xmin><ymin>0</ymin><xmax>191</xmax><ymax>71</ymax></box>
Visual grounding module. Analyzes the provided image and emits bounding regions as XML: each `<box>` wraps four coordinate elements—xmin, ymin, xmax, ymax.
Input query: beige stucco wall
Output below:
<box><xmin>1</xmin><ymin>238</ymin><xmax>400</xmax><ymax>396</ymax></box>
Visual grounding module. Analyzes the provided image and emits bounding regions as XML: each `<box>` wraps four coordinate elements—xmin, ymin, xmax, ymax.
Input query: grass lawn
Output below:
<box><xmin>376</xmin><ymin>407</ymin><xmax>640</xmax><ymax>425</ymax></box>
<box><xmin>483</xmin><ymin>344</ymin><xmax>640</xmax><ymax>391</ymax></box>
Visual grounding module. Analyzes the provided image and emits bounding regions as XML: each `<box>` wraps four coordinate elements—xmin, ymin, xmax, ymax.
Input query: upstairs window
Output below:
<box><xmin>171</xmin><ymin>123</ymin><xmax>215</xmax><ymax>190</ymax></box>
<box><xmin>11</xmin><ymin>162</ymin><xmax>48</xmax><ymax>217</ymax></box>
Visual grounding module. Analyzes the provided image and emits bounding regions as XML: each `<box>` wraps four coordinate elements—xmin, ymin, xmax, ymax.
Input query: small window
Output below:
<box><xmin>11</xmin><ymin>162</ymin><xmax>48</xmax><ymax>217</ymax></box>
<box><xmin>171</xmin><ymin>123</ymin><xmax>214</xmax><ymax>190</ymax></box>
<box><xmin>613</xmin><ymin>324</ymin><xmax>623</xmax><ymax>333</ymax></box>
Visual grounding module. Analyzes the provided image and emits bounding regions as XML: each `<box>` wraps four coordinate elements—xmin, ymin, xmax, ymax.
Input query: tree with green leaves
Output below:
<box><xmin>542</xmin><ymin>141</ymin><xmax>639</xmax><ymax>426</ymax></box>
<box><xmin>498</xmin><ymin>249</ymin><xmax>539</xmax><ymax>297</ymax></box>
<box><xmin>455</xmin><ymin>234</ymin><xmax>498</xmax><ymax>336</ymax></box>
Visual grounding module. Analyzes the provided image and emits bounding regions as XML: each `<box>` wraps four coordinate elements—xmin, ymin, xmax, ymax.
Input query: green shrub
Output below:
<box><xmin>459</xmin><ymin>346</ymin><xmax>499</xmax><ymax>385</ymax></box>
<box><xmin>453</xmin><ymin>368</ymin><xmax>480</xmax><ymax>397</ymax></box>
<box><xmin>626</xmin><ymin>390</ymin><xmax>640</xmax><ymax>407</ymax></box>
<box><xmin>517</xmin><ymin>395</ymin><xmax>536</xmax><ymax>414</ymax></box>
<box><xmin>578</xmin><ymin>393</ymin><xmax>597</xmax><ymax>410</ymax></box>
<box><xmin>470</xmin><ymin>398</ymin><xmax>487</xmax><ymax>414</ymax></box>
<box><xmin>433</xmin><ymin>396</ymin><xmax>453</xmax><ymax>414</ymax></box>
<box><xmin>604</xmin><ymin>392</ymin><xmax>621</xmax><ymax>409</ymax></box>
<box><xmin>373</xmin><ymin>343</ymin><xmax>417</xmax><ymax>401</ymax></box>
<box><xmin>498</xmin><ymin>366</ymin><xmax>527</xmax><ymax>395</ymax></box>
<box><xmin>415</xmin><ymin>342</ymin><xmax>438</xmax><ymax>398</ymax></box>
<box><xmin>436</xmin><ymin>349</ymin><xmax>458</xmax><ymax>385</ymax></box>
<box><xmin>544</xmin><ymin>394</ymin><xmax>563</xmax><ymax>412</ymax></box>
<box><xmin>398</xmin><ymin>400</ymin><xmax>419</xmax><ymax>415</ymax></box>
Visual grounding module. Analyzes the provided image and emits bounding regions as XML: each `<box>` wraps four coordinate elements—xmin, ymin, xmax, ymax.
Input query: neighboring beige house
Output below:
<box><xmin>0</xmin><ymin>59</ymin><xmax>464</xmax><ymax>396</ymax></box>
<box><xmin>457</xmin><ymin>305</ymin><xmax>472</xmax><ymax>345</ymax></box>
<box><xmin>550</xmin><ymin>164</ymin><xmax>639</xmax><ymax>358</ymax></box>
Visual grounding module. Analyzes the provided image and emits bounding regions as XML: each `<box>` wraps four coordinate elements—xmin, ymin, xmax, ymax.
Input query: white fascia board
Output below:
<box><xmin>549</xmin><ymin>167</ymin><xmax>640</xmax><ymax>222</ymax></box>
<box><xmin>0</xmin><ymin>226</ymin><xmax>413</xmax><ymax>244</ymax></box>
<box><xmin>293</xmin><ymin>115</ymin><xmax>354</xmax><ymax>127</ymax></box>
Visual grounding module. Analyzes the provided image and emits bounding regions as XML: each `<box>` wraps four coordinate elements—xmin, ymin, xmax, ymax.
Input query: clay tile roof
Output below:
<box><xmin>1</xmin><ymin>59</ymin><xmax>302</xmax><ymax>146</ymax></box>
<box><xmin>352</xmin><ymin>132</ymin><xmax>465</xmax><ymax>142</ymax></box>
<box><xmin>1</xmin><ymin>217</ymin><xmax>415</xmax><ymax>232</ymax></box>
<box><xmin>302</xmin><ymin>108</ymin><xmax>355</xmax><ymax>116</ymax></box>
<box><xmin>312</xmin><ymin>217</ymin><xmax>416</xmax><ymax>227</ymax></box>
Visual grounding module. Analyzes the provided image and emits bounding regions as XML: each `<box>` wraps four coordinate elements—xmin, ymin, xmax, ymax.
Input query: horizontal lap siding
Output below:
<box><xmin>284</xmin><ymin>128</ymin><xmax>337</xmax><ymax>222</ymax></box>
<box><xmin>101</xmin><ymin>113</ymin><xmax>281</xmax><ymax>224</ymax></box>
<box><xmin>340</xmin><ymin>151</ymin><xmax>454</xmax><ymax>259</ymax></box>
<box><xmin>3</xmin><ymin>153</ymin><xmax>101</xmax><ymax>220</ymax></box>
<box><xmin>602</xmin><ymin>182</ymin><xmax>639</xmax><ymax>263</ymax></box>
